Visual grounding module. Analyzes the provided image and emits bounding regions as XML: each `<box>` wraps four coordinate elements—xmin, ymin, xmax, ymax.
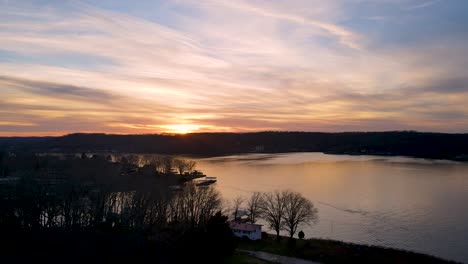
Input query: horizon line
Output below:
<box><xmin>1</xmin><ymin>130</ymin><xmax>468</xmax><ymax>138</ymax></box>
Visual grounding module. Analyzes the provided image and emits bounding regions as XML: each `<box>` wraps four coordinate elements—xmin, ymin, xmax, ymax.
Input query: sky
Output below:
<box><xmin>1</xmin><ymin>0</ymin><xmax>468</xmax><ymax>135</ymax></box>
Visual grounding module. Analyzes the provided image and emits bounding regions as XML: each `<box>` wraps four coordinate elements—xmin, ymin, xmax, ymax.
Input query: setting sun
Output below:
<box><xmin>161</xmin><ymin>124</ymin><xmax>201</xmax><ymax>134</ymax></box>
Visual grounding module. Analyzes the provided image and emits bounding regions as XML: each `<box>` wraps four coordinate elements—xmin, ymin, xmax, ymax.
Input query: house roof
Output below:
<box><xmin>229</xmin><ymin>221</ymin><xmax>262</xmax><ymax>232</ymax></box>
<box><xmin>232</xmin><ymin>210</ymin><xmax>248</xmax><ymax>217</ymax></box>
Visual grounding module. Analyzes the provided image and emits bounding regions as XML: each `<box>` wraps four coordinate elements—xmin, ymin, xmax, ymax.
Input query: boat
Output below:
<box><xmin>195</xmin><ymin>176</ymin><xmax>217</xmax><ymax>186</ymax></box>
<box><xmin>168</xmin><ymin>185</ymin><xmax>182</xmax><ymax>191</ymax></box>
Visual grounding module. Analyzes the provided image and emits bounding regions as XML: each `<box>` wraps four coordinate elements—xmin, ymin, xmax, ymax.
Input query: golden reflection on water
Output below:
<box><xmin>196</xmin><ymin>153</ymin><xmax>468</xmax><ymax>263</ymax></box>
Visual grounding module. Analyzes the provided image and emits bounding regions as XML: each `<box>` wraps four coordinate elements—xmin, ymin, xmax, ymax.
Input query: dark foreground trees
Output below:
<box><xmin>175</xmin><ymin>211</ymin><xmax>236</xmax><ymax>263</ymax></box>
<box><xmin>169</xmin><ymin>182</ymin><xmax>222</xmax><ymax>227</ymax></box>
<box><xmin>0</xmin><ymin>153</ymin><xmax>233</xmax><ymax>264</ymax></box>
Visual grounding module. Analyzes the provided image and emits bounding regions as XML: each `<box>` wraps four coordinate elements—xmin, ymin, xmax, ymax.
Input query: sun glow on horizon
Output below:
<box><xmin>160</xmin><ymin>124</ymin><xmax>201</xmax><ymax>134</ymax></box>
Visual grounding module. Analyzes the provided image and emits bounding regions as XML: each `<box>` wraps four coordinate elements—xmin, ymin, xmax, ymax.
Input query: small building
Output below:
<box><xmin>232</xmin><ymin>209</ymin><xmax>249</xmax><ymax>222</ymax></box>
<box><xmin>229</xmin><ymin>221</ymin><xmax>262</xmax><ymax>240</ymax></box>
<box><xmin>254</xmin><ymin>145</ymin><xmax>265</xmax><ymax>152</ymax></box>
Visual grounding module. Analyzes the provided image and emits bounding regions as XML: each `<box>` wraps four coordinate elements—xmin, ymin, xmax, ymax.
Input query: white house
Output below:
<box><xmin>229</xmin><ymin>221</ymin><xmax>262</xmax><ymax>240</ymax></box>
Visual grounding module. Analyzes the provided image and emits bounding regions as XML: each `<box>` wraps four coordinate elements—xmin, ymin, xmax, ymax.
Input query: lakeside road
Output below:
<box><xmin>238</xmin><ymin>250</ymin><xmax>321</xmax><ymax>264</ymax></box>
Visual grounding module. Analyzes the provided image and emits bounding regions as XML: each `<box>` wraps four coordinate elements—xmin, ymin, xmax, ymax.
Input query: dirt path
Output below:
<box><xmin>238</xmin><ymin>250</ymin><xmax>321</xmax><ymax>264</ymax></box>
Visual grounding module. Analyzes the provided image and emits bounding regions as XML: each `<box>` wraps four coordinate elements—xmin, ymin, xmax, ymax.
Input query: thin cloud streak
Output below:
<box><xmin>405</xmin><ymin>0</ymin><xmax>441</xmax><ymax>10</ymax></box>
<box><xmin>187</xmin><ymin>0</ymin><xmax>361</xmax><ymax>49</ymax></box>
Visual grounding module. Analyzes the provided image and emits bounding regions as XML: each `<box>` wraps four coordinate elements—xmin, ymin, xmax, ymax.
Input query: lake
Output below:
<box><xmin>196</xmin><ymin>153</ymin><xmax>468</xmax><ymax>263</ymax></box>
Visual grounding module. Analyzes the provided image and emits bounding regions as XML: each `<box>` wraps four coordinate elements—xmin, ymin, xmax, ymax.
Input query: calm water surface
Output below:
<box><xmin>196</xmin><ymin>153</ymin><xmax>468</xmax><ymax>263</ymax></box>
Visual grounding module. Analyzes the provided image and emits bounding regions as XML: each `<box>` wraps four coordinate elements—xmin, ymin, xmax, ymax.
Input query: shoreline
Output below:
<box><xmin>237</xmin><ymin>234</ymin><xmax>461</xmax><ymax>264</ymax></box>
<box><xmin>192</xmin><ymin>151</ymin><xmax>468</xmax><ymax>163</ymax></box>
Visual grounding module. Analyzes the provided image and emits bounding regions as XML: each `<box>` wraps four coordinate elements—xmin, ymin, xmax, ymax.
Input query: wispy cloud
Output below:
<box><xmin>0</xmin><ymin>0</ymin><xmax>467</xmax><ymax>135</ymax></box>
<box><xmin>186</xmin><ymin>0</ymin><xmax>361</xmax><ymax>49</ymax></box>
<box><xmin>405</xmin><ymin>0</ymin><xmax>441</xmax><ymax>10</ymax></box>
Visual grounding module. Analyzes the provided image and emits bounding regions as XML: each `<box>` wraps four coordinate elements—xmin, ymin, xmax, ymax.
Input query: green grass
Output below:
<box><xmin>223</xmin><ymin>252</ymin><xmax>269</xmax><ymax>264</ymax></box>
<box><xmin>237</xmin><ymin>234</ymin><xmax>458</xmax><ymax>264</ymax></box>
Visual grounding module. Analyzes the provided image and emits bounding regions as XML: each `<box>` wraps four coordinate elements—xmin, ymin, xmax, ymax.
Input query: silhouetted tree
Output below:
<box><xmin>125</xmin><ymin>154</ymin><xmax>140</xmax><ymax>166</ymax></box>
<box><xmin>174</xmin><ymin>211</ymin><xmax>236</xmax><ymax>264</ymax></box>
<box><xmin>162</xmin><ymin>156</ymin><xmax>174</xmax><ymax>174</ymax></box>
<box><xmin>169</xmin><ymin>183</ymin><xmax>222</xmax><ymax>227</ymax></box>
<box><xmin>232</xmin><ymin>195</ymin><xmax>245</xmax><ymax>221</ymax></box>
<box><xmin>246</xmin><ymin>192</ymin><xmax>263</xmax><ymax>223</ymax></box>
<box><xmin>145</xmin><ymin>155</ymin><xmax>163</xmax><ymax>174</ymax></box>
<box><xmin>186</xmin><ymin>160</ymin><xmax>196</xmax><ymax>173</ymax></box>
<box><xmin>206</xmin><ymin>211</ymin><xmax>237</xmax><ymax>261</ymax></box>
<box><xmin>282</xmin><ymin>191</ymin><xmax>318</xmax><ymax>238</ymax></box>
<box><xmin>261</xmin><ymin>191</ymin><xmax>286</xmax><ymax>240</ymax></box>
<box><xmin>173</xmin><ymin>159</ymin><xmax>186</xmax><ymax>175</ymax></box>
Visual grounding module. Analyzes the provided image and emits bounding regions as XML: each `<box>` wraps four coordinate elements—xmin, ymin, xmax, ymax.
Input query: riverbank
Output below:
<box><xmin>236</xmin><ymin>234</ymin><xmax>459</xmax><ymax>264</ymax></box>
<box><xmin>322</xmin><ymin>150</ymin><xmax>468</xmax><ymax>162</ymax></box>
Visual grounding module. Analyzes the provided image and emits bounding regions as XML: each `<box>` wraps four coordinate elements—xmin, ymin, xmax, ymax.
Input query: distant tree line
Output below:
<box><xmin>2</xmin><ymin>131</ymin><xmax>468</xmax><ymax>160</ymax></box>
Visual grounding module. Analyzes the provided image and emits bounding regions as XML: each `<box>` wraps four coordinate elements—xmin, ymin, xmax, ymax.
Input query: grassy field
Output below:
<box><xmin>237</xmin><ymin>234</ymin><xmax>459</xmax><ymax>264</ymax></box>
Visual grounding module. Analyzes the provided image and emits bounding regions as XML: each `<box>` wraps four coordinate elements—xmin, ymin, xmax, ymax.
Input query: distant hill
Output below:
<box><xmin>1</xmin><ymin>131</ymin><xmax>468</xmax><ymax>161</ymax></box>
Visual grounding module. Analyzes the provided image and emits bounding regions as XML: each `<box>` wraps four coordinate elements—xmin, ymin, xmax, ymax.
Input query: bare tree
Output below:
<box><xmin>174</xmin><ymin>159</ymin><xmax>188</xmax><ymax>175</ymax></box>
<box><xmin>232</xmin><ymin>196</ymin><xmax>245</xmax><ymax>221</ymax></box>
<box><xmin>261</xmin><ymin>191</ymin><xmax>286</xmax><ymax>239</ymax></box>
<box><xmin>186</xmin><ymin>160</ymin><xmax>196</xmax><ymax>173</ymax></box>
<box><xmin>282</xmin><ymin>191</ymin><xmax>318</xmax><ymax>238</ymax></box>
<box><xmin>246</xmin><ymin>192</ymin><xmax>263</xmax><ymax>223</ymax></box>
<box><xmin>161</xmin><ymin>156</ymin><xmax>174</xmax><ymax>174</ymax></box>
<box><xmin>124</xmin><ymin>154</ymin><xmax>140</xmax><ymax>166</ymax></box>
<box><xmin>145</xmin><ymin>155</ymin><xmax>163</xmax><ymax>173</ymax></box>
<box><xmin>169</xmin><ymin>183</ymin><xmax>222</xmax><ymax>227</ymax></box>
